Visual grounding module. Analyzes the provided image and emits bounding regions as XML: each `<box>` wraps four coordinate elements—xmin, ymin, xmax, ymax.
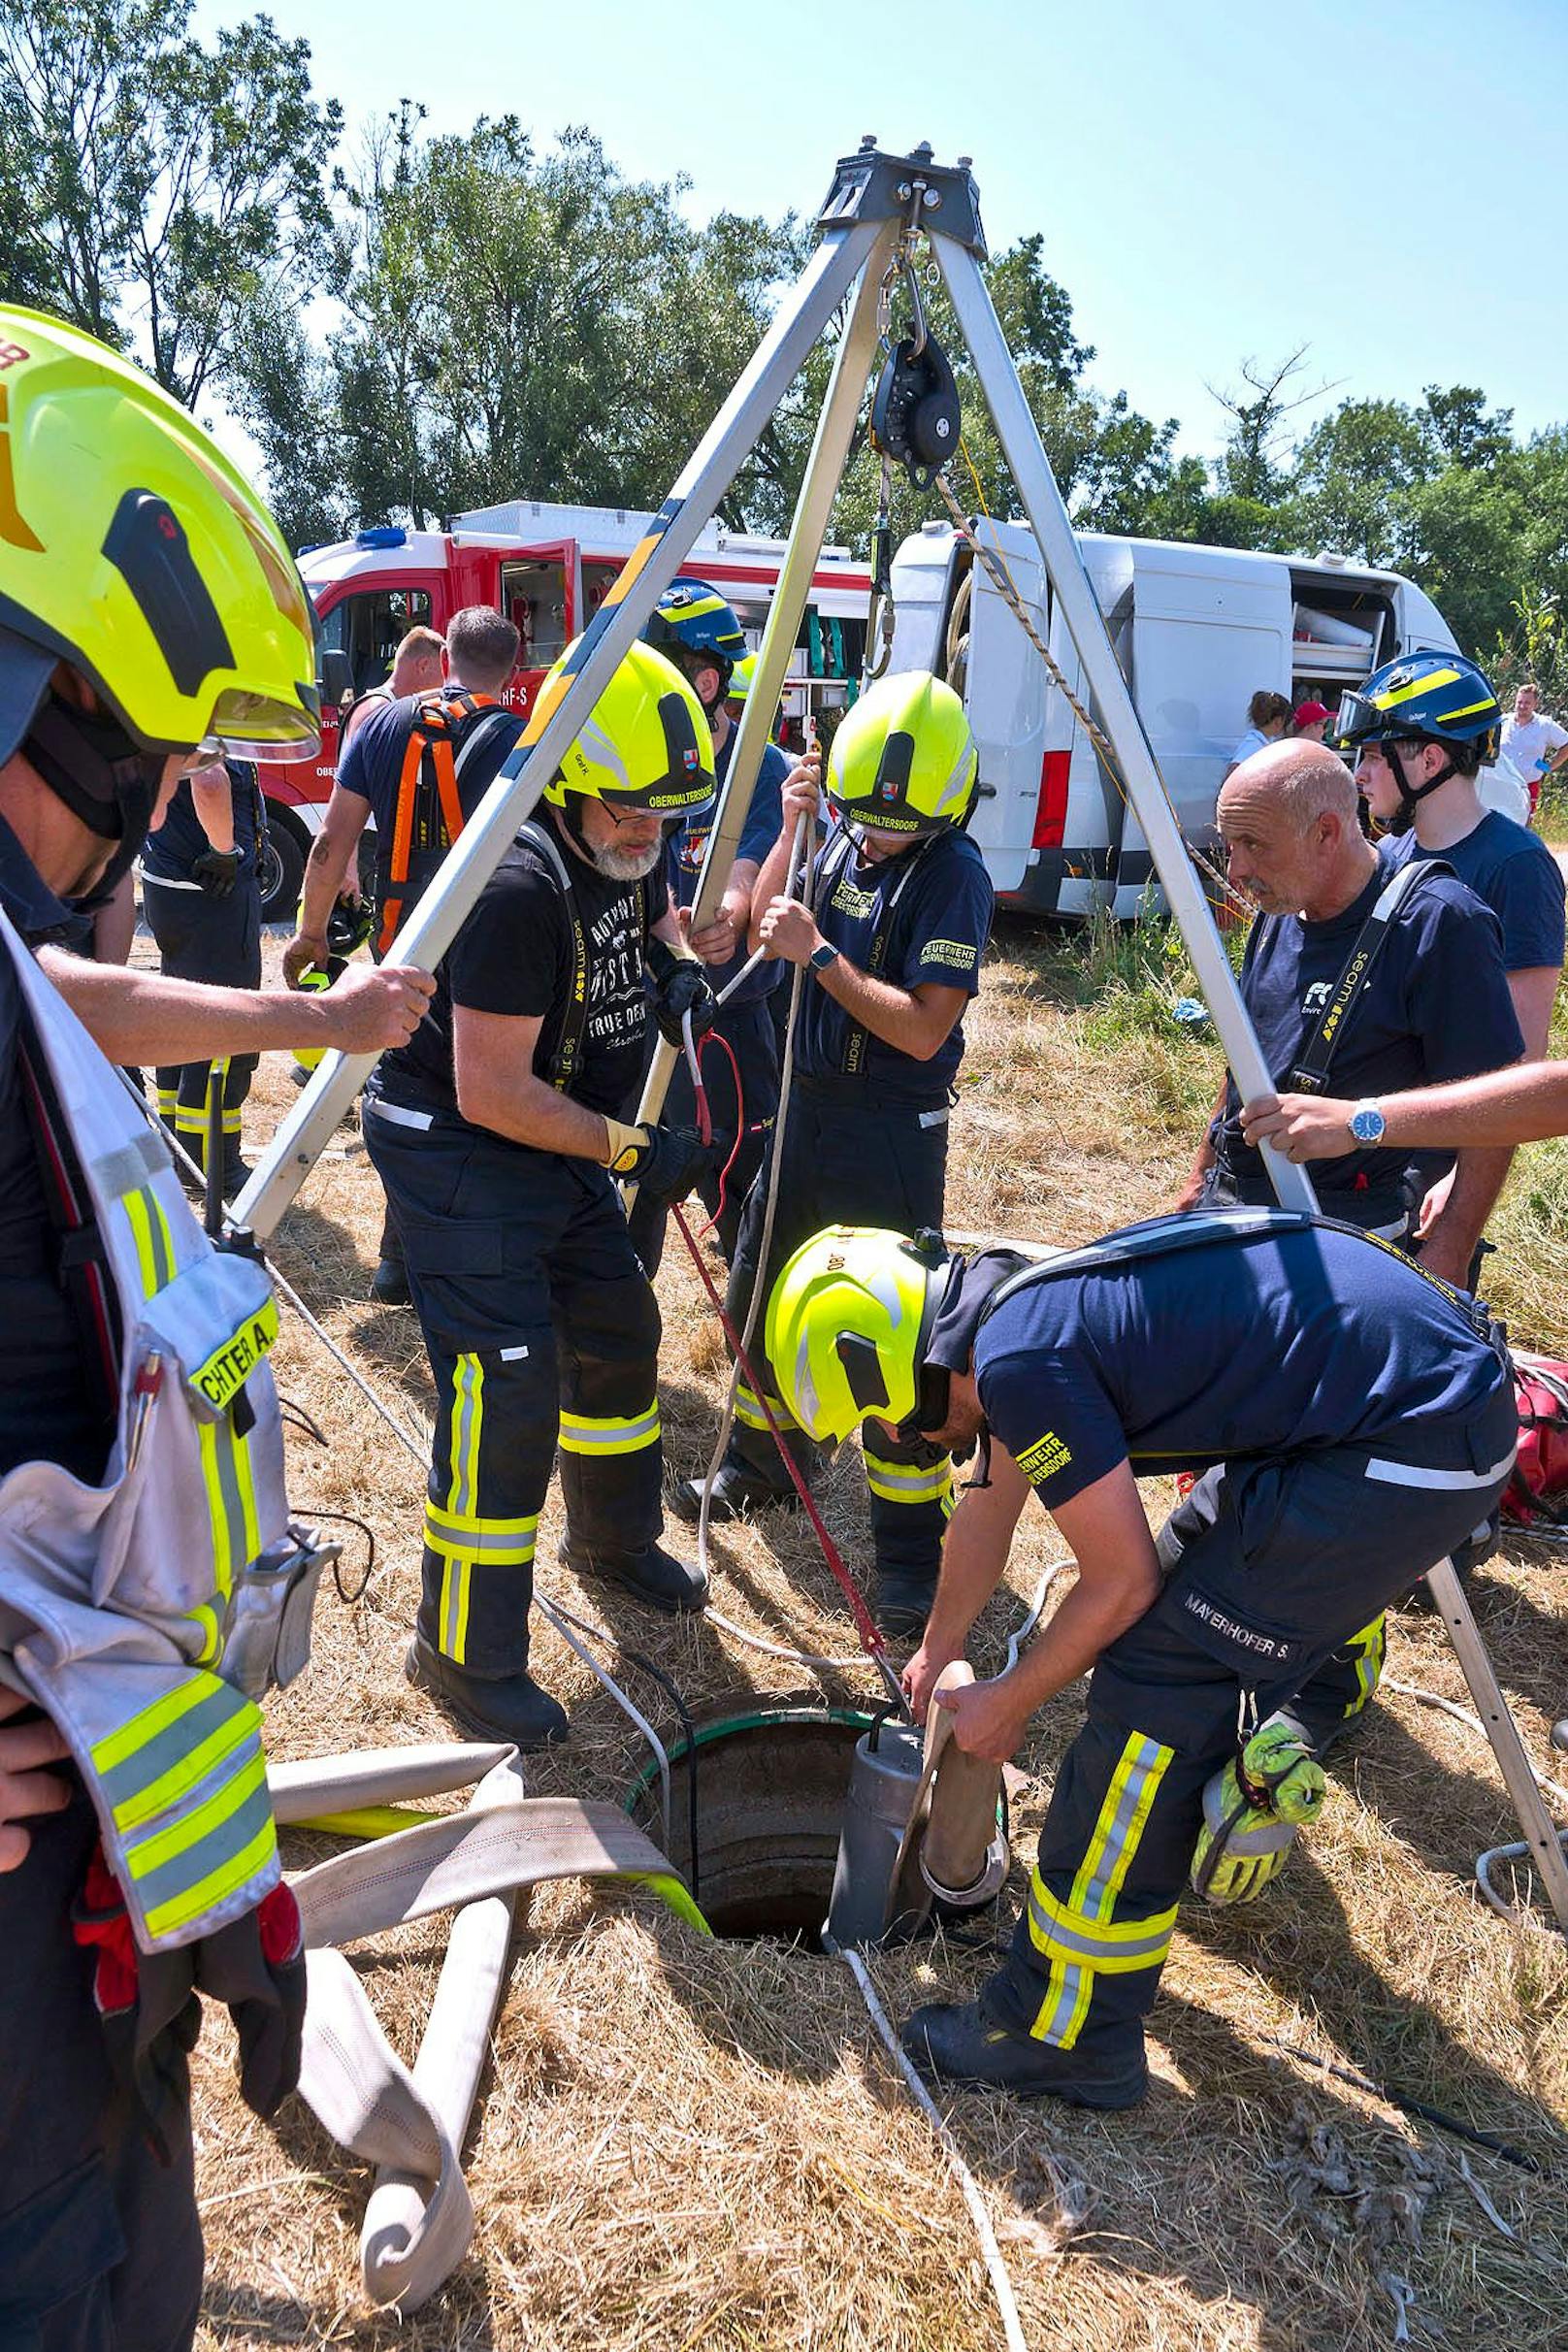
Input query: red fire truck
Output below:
<box><xmin>255</xmin><ymin>498</ymin><xmax>872</xmax><ymax>919</ymax></box>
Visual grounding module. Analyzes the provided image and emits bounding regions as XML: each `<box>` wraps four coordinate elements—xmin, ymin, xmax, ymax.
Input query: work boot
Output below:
<box><xmin>405</xmin><ymin>1634</ymin><xmax>568</xmax><ymax>1750</ymax></box>
<box><xmin>371</xmin><ymin>1256</ymin><xmax>411</xmax><ymax>1307</ymax></box>
<box><xmin>901</xmin><ymin>1990</ymin><xmax>1148</xmax><ymax>2109</ymax></box>
<box><xmin>872</xmin><ymin>1570</ymin><xmax>936</xmax><ymax>1644</ymax></box>
<box><xmin>559</xmin><ymin>1536</ymin><xmax>708</xmax><ymax>1615</ymax></box>
<box><xmin>670</xmin><ymin>1456</ymin><xmax>802</xmax><ymax>1525</ymax></box>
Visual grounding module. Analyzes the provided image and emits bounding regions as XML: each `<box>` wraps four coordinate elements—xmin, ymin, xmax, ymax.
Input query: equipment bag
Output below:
<box><xmin>1502</xmin><ymin>1352</ymin><xmax>1568</xmax><ymax>1530</ymax></box>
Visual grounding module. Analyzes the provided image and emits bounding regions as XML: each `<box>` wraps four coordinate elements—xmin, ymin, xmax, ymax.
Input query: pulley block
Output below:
<box><xmin>869</xmin><ymin>331</ymin><xmax>961</xmax><ymax>490</ymax></box>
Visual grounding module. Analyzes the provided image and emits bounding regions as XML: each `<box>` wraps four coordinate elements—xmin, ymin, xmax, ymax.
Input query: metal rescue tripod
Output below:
<box><xmin>237</xmin><ymin>139</ymin><xmax>1568</xmax><ymax>1934</ymax></box>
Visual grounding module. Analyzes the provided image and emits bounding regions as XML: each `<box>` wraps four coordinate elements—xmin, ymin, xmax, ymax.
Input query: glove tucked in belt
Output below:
<box><xmin>1190</xmin><ymin>1715</ymin><xmax>1325</xmax><ymax>1907</ymax></box>
<box><xmin>191</xmin><ymin>847</ymin><xmax>242</xmax><ymax>899</ymax></box>
<box><xmin>74</xmin><ymin>1843</ymin><xmax>306</xmax><ymax>2154</ymax></box>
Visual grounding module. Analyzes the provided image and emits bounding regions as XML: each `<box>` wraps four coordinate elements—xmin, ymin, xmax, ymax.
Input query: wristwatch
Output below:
<box><xmin>1348</xmin><ymin>1098</ymin><xmax>1387</xmax><ymax>1146</ymax></box>
<box><xmin>808</xmin><ymin>940</ymin><xmax>841</xmax><ymax>974</ymax></box>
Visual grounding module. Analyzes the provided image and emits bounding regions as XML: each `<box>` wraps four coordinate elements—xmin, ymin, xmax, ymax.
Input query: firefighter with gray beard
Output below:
<box><xmin>363</xmin><ymin>640</ymin><xmax>721</xmax><ymax>1749</ymax></box>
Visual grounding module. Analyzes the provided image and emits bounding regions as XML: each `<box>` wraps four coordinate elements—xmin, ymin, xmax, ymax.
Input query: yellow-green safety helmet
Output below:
<box><xmin>727</xmin><ymin>651</ymin><xmax>757</xmax><ymax>703</ymax></box>
<box><xmin>542</xmin><ymin>637</ymin><xmax>716</xmax><ymax>818</ymax></box>
<box><xmin>766</xmin><ymin>1225</ymin><xmax>949</xmax><ymax>1445</ymax></box>
<box><xmin>0</xmin><ymin>306</ymin><xmax>320</xmax><ymax>768</ymax></box>
<box><xmin>827</xmin><ymin>670</ymin><xmax>977</xmax><ymax>839</ymax></box>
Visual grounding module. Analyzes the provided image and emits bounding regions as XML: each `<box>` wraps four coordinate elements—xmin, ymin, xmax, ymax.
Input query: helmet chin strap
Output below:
<box><xmin>23</xmin><ymin>690</ymin><xmax>163</xmax><ymax>909</ymax></box>
<box><xmin>1389</xmin><ymin>738</ymin><xmax>1456</xmax><ymax>828</ymax></box>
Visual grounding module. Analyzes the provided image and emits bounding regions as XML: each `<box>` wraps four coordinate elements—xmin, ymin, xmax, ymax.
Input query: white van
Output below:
<box><xmin>886</xmin><ymin>521</ymin><xmax>1465</xmax><ymax>917</ymax></box>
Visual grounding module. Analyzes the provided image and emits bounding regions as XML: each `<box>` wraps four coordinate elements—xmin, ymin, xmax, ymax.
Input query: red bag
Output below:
<box><xmin>1502</xmin><ymin>1352</ymin><xmax>1568</xmax><ymax>1531</ymax></box>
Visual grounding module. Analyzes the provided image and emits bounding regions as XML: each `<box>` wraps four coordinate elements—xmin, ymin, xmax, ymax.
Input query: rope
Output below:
<box><xmin>1384</xmin><ymin>1674</ymin><xmax>1568</xmax><ymax>1935</ymax></box>
<box><xmin>839</xmin><ymin>1947</ymin><xmax>1028</xmax><ymax>2352</ymax></box>
<box><xmin>934</xmin><ymin>458</ymin><xmax>1251</xmax><ymax>929</ymax></box>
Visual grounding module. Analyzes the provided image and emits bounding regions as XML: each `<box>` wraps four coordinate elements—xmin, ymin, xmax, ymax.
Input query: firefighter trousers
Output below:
<box><xmin>722</xmin><ymin>1079</ymin><xmax>954</xmax><ymax>1589</ymax></box>
<box><xmin>627</xmin><ymin>994</ymin><xmax>781</xmax><ymax>1274</ymax></box>
<box><xmin>984</xmin><ymin>1382</ymin><xmax>1517</xmax><ymax>2065</ymax></box>
<box><xmin>143</xmin><ymin>872</ymin><xmax>261</xmax><ymax>1185</ymax></box>
<box><xmin>363</xmin><ymin>1098</ymin><xmax>665</xmax><ymax>1679</ymax></box>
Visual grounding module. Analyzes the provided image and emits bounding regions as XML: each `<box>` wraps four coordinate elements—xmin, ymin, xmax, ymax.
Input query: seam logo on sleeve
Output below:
<box><xmin>1015</xmin><ymin>1430</ymin><xmax>1072</xmax><ymax>1486</ymax></box>
<box><xmin>923</xmin><ymin>937</ymin><xmax>978</xmax><ymax>971</ymax></box>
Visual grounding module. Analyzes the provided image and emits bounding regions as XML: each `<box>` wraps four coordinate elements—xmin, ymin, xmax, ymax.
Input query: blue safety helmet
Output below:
<box><xmin>643</xmin><ymin>578</ymin><xmax>747</xmax><ymax>700</ymax></box>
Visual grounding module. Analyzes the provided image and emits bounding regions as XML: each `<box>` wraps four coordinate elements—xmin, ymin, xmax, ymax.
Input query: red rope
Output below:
<box><xmin>693</xmin><ymin>1028</ymin><xmax>745</xmax><ymax>1244</ymax></box>
<box><xmin>670</xmin><ymin>1201</ymin><xmax>892</xmax><ymax>1667</ymax></box>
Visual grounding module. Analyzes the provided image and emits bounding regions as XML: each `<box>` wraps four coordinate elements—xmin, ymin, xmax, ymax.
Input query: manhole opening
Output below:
<box><xmin>627</xmin><ymin>1710</ymin><xmax>870</xmax><ymax>1948</ymax></box>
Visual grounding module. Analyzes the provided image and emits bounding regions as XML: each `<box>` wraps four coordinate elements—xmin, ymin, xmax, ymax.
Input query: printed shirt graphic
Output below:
<box><xmin>800</xmin><ymin>825</ymin><xmax>995</xmax><ymax>1104</ymax></box>
<box><xmin>377</xmin><ymin>824</ymin><xmax>669</xmax><ymax>1124</ymax></box>
<box><xmin>974</xmin><ymin>1220</ymin><xmax>1505</xmax><ymax>1512</ymax></box>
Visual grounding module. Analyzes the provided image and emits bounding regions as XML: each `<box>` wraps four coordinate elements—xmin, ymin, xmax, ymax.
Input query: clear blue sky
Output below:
<box><xmin>196</xmin><ymin>0</ymin><xmax>1566</xmax><ymax>465</ymax></box>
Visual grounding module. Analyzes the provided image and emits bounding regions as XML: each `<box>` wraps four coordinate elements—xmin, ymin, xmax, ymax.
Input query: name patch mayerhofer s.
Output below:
<box><xmin>1180</xmin><ymin>1584</ymin><xmax>1304</xmax><ymax>1668</ymax></box>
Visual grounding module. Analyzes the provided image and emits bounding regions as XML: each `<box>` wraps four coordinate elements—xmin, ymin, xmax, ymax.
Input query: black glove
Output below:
<box><xmin>191</xmin><ymin>846</ymin><xmax>241</xmax><ymax>898</ymax></box>
<box><xmin>646</xmin><ymin>937</ymin><xmax>717</xmax><ymax>1049</ymax></box>
<box><xmin>606</xmin><ymin>1119</ymin><xmax>713</xmax><ymax>1208</ymax></box>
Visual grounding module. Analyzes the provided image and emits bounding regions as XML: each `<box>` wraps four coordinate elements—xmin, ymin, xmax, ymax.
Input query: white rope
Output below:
<box><xmin>839</xmin><ymin>1947</ymin><xmax>1028</xmax><ymax>2352</ymax></box>
<box><xmin>1385</xmin><ymin>1674</ymin><xmax>1568</xmax><ymax>1934</ymax></box>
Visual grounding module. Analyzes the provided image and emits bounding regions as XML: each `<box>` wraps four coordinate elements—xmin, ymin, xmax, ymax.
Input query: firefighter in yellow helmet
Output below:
<box><xmin>362</xmin><ymin>637</ymin><xmax>722</xmax><ymax>1750</ymax></box>
<box><xmin>673</xmin><ymin>670</ymin><xmax>995</xmax><ymax>1639</ymax></box>
<box><xmin>766</xmin><ymin>1213</ymin><xmax>1513</xmax><ymax>2107</ymax></box>
<box><xmin>0</xmin><ymin>307</ymin><xmax>433</xmax><ymax>2352</ymax></box>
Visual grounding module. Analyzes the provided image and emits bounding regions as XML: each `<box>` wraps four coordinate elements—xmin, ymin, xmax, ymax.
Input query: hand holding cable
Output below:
<box><xmin>645</xmin><ymin>934</ymin><xmax>717</xmax><ymax>1049</ymax></box>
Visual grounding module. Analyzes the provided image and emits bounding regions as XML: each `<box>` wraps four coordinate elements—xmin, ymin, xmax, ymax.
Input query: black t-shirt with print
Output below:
<box><xmin>376</xmin><ymin>818</ymin><xmax>668</xmax><ymax>1124</ymax></box>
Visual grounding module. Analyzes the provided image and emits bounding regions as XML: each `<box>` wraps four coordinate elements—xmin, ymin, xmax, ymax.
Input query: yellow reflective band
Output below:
<box><xmin>91</xmin><ymin>1672</ymin><xmax>215</xmax><ymax>1775</ymax></box>
<box><xmin>123</xmin><ymin>1747</ymin><xmax>268</xmax><ymax>1879</ymax></box>
<box><xmin>440</xmin><ymin>1559</ymin><xmax>473</xmax><ymax>1663</ymax></box>
<box><xmin>189</xmin><ymin>1297</ymin><xmax>278</xmax><ymax>1419</ymax></box>
<box><xmin>174</xmin><ymin>1108</ymin><xmax>210</xmax><ymax>1133</ymax></box>
<box><xmin>143</xmin><ymin>1813</ymin><xmax>278</xmax><ymax>1943</ymax></box>
<box><xmin>221</xmin><ymin>1111</ymin><xmax>244</xmax><ymax>1135</ymax></box>
<box><xmin>198</xmin><ymin>1418</ymin><xmax>251</xmax><ymax>1599</ymax></box>
<box><xmin>187</xmin><ymin>1603</ymin><xmax>223</xmax><ymax>1665</ymax></box>
<box><xmin>735</xmin><ymin>1382</ymin><xmax>795</xmax><ymax>1433</ymax></box>
<box><xmin>155</xmin><ymin>1089</ymin><xmax>178</xmax><ymax>1117</ymax></box>
<box><xmin>111</xmin><ymin>1695</ymin><xmax>258</xmax><ymax>1834</ymax></box>
<box><xmin>423</xmin><ymin>1501</ymin><xmax>539</xmax><ymax>1564</ymax></box>
<box><xmin>447</xmin><ymin>1354</ymin><xmax>484</xmax><ymax>1519</ymax></box>
<box><xmin>1344</xmin><ymin>1612</ymin><xmax>1387</xmax><ymax>1717</ymax></box>
<box><xmin>1030</xmin><ymin>1730</ymin><xmax>1173</xmax><ymax>2048</ymax></box>
<box><xmin>120</xmin><ymin>1185</ymin><xmax>175</xmax><ymax>1296</ymax></box>
<box><xmin>1374</xmin><ymin>667</ymin><xmax>1459</xmax><ymax>709</ymax></box>
<box><xmin>1433</xmin><ymin>698</ymin><xmax>1493</xmax><ymax>724</ymax></box>
<box><xmin>557</xmin><ymin>1402</ymin><xmax>661</xmax><ymax>1455</ymax></box>
<box><xmin>863</xmin><ymin>1452</ymin><xmax>954</xmax><ymax>1507</ymax></box>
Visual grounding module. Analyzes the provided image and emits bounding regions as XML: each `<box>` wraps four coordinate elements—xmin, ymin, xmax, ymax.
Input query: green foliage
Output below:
<box><xmin>0</xmin><ymin>0</ymin><xmax>341</xmax><ymax>406</ymax></box>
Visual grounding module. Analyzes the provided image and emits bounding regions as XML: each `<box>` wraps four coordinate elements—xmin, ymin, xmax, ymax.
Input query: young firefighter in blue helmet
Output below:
<box><xmin>361</xmin><ymin>638</ymin><xmax>721</xmax><ymax>1750</ymax></box>
<box><xmin>675</xmin><ymin>671</ymin><xmax>995</xmax><ymax>1638</ymax></box>
<box><xmin>766</xmin><ymin>1210</ymin><xmax>1515</xmax><ymax>2106</ymax></box>
<box><xmin>627</xmin><ymin>578</ymin><xmax>797</xmax><ymax>1268</ymax></box>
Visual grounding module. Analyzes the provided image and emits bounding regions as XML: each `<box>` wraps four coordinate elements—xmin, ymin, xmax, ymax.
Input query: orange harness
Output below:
<box><xmin>376</xmin><ymin>691</ymin><xmax>515</xmax><ymax>957</ymax></box>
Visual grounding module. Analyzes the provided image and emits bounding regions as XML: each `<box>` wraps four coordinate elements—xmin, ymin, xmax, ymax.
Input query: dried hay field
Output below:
<box><xmin>188</xmin><ymin>915</ymin><xmax>1568</xmax><ymax>2352</ymax></box>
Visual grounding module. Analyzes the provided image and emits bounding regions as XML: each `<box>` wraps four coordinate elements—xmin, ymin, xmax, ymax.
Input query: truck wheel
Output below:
<box><xmin>258</xmin><ymin>809</ymin><xmax>308</xmax><ymax>925</ymax></box>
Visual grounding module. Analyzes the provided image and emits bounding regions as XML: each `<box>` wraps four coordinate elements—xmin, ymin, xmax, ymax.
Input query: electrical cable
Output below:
<box><xmin>839</xmin><ymin>1946</ymin><xmax>1028</xmax><ymax>2352</ymax></box>
<box><xmin>1262</xmin><ymin>2039</ymin><xmax>1547</xmax><ymax>2172</ymax></box>
<box><xmin>544</xmin><ymin>1596</ymin><xmax>699</xmax><ymax>1906</ymax></box>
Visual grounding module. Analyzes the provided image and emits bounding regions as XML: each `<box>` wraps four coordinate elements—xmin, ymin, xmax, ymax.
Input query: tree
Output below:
<box><xmin>1421</xmin><ymin>384</ymin><xmax>1515</xmax><ymax>473</ymax></box>
<box><xmin>1208</xmin><ymin>348</ymin><xmax>1325</xmax><ymax>504</ymax></box>
<box><xmin>0</xmin><ymin>0</ymin><xmax>341</xmax><ymax>405</ymax></box>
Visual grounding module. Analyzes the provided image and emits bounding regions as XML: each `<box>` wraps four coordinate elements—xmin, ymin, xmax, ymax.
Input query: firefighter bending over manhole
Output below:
<box><xmin>767</xmin><ymin>1210</ymin><xmax>1514</xmax><ymax>2107</ymax></box>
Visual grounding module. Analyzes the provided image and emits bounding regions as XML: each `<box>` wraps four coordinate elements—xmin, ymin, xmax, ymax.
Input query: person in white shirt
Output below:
<box><xmin>1499</xmin><ymin>682</ymin><xmax>1568</xmax><ymax>820</ymax></box>
<box><xmin>1224</xmin><ymin>689</ymin><xmax>1291</xmax><ymax>779</ymax></box>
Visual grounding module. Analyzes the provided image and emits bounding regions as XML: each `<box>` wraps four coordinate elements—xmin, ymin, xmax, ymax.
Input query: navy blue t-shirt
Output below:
<box><xmin>1382</xmin><ymin>811</ymin><xmax>1566</xmax><ymax>973</ymax></box>
<box><xmin>1213</xmin><ymin>866</ymin><xmax>1522</xmax><ymax>1222</ymax></box>
<box><xmin>800</xmin><ymin>825</ymin><xmax>995</xmax><ymax>1105</ymax></box>
<box><xmin>975</xmin><ymin>1220</ymin><xmax>1507</xmax><ymax>1512</ymax></box>
<box><xmin>336</xmin><ymin>692</ymin><xmax>519</xmax><ymax>837</ymax></box>
<box><xmin>664</xmin><ymin>729</ymin><xmax>788</xmax><ymax>1009</ymax></box>
<box><xmin>141</xmin><ymin>761</ymin><xmax>261</xmax><ymax>883</ymax></box>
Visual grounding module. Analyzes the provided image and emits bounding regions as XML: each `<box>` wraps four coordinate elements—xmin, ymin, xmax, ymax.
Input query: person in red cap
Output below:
<box><xmin>1291</xmin><ymin>701</ymin><xmax>1332</xmax><ymax>742</ymax></box>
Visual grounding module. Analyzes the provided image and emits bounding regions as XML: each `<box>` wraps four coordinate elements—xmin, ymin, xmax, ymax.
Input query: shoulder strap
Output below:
<box><xmin>377</xmin><ymin>697</ymin><xmax>496</xmax><ymax>958</ymax></box>
<box><xmin>982</xmin><ymin>1201</ymin><xmax>1496</xmax><ymax>1341</ymax></box>
<box><xmin>1288</xmin><ymin>858</ymin><xmax>1453</xmax><ymax>1095</ymax></box>
<box><xmin>516</xmin><ymin>818</ymin><xmax>590</xmax><ymax>1093</ymax></box>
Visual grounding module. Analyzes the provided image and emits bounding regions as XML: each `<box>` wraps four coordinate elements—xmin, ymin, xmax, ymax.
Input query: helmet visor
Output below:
<box><xmin>1334</xmin><ymin>688</ymin><xmax>1387</xmax><ymax>747</ymax></box>
<box><xmin>202</xmin><ymin>683</ymin><xmax>321</xmax><ymax>764</ymax></box>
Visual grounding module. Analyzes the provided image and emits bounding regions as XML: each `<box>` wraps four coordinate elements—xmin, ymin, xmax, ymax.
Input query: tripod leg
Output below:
<box><xmin>631</xmin><ymin>227</ymin><xmax>896</xmax><ymax>1155</ymax></box>
<box><xmin>932</xmin><ymin>227</ymin><xmax>1568</xmax><ymax>1934</ymax></box>
<box><xmin>1424</xmin><ymin>1554</ymin><xmax>1568</xmax><ymax>1932</ymax></box>
<box><xmin>239</xmin><ymin>215</ymin><xmax>886</xmax><ymax>1248</ymax></box>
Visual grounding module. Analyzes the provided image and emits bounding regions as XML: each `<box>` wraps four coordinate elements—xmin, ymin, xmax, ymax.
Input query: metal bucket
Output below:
<box><xmin>823</xmin><ymin>1711</ymin><xmax>931</xmax><ymax>1951</ymax></box>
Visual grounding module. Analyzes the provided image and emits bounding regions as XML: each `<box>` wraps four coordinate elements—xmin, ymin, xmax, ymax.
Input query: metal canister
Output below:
<box><xmin>823</xmin><ymin>1712</ymin><xmax>930</xmax><ymax>1950</ymax></box>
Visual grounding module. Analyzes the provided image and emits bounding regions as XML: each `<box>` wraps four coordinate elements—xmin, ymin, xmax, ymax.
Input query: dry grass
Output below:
<box><xmin>186</xmin><ymin>924</ymin><xmax>1568</xmax><ymax>2352</ymax></box>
